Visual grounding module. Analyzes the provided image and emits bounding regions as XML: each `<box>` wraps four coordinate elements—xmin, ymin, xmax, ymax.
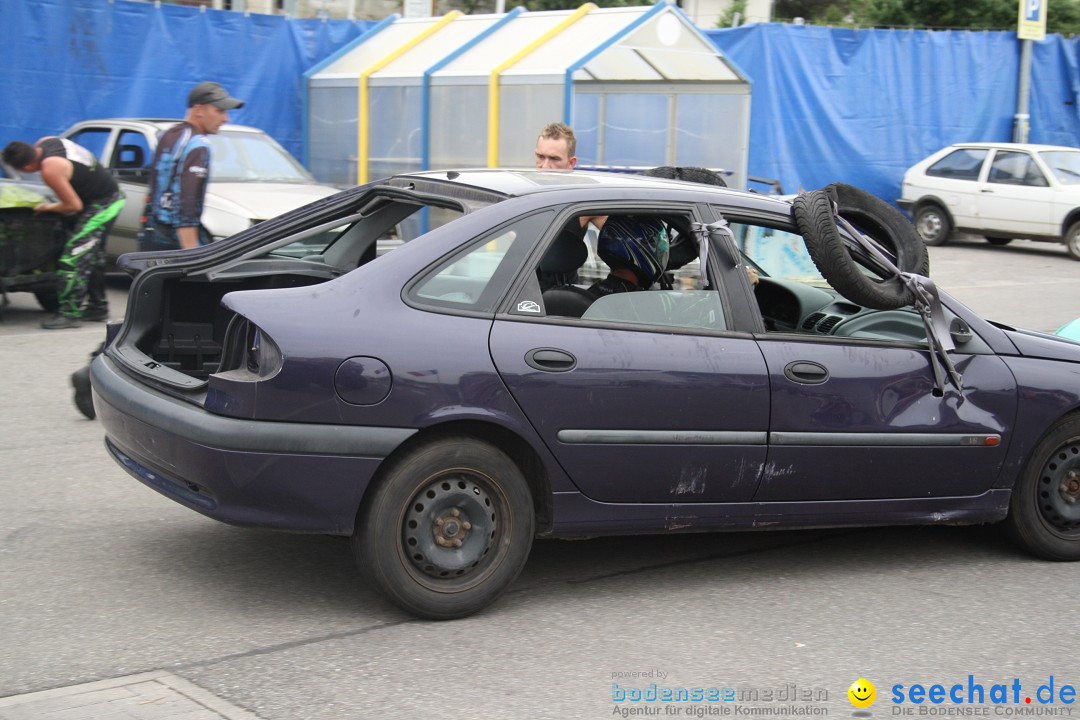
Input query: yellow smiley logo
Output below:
<box><xmin>848</xmin><ymin>678</ymin><xmax>876</xmax><ymax>708</ymax></box>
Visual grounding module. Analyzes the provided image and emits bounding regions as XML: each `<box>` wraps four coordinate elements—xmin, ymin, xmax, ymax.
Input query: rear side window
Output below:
<box><xmin>411</xmin><ymin>211</ymin><xmax>553</xmax><ymax>313</ymax></box>
<box><xmin>926</xmin><ymin>149</ymin><xmax>988</xmax><ymax>181</ymax></box>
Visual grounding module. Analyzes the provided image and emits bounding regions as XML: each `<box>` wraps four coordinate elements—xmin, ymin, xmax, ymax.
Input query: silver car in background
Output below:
<box><xmin>60</xmin><ymin>119</ymin><xmax>340</xmax><ymax>258</ymax></box>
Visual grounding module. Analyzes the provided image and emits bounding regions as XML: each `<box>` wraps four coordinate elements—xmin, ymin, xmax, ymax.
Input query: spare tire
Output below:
<box><xmin>643</xmin><ymin>166</ymin><xmax>728</xmax><ymax>187</ymax></box>
<box><xmin>791</xmin><ymin>183</ymin><xmax>929</xmax><ymax>310</ymax></box>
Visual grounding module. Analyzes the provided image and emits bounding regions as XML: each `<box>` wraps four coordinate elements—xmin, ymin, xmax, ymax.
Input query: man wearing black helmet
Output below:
<box><xmin>588</xmin><ymin>215</ymin><xmax>671</xmax><ymax>297</ymax></box>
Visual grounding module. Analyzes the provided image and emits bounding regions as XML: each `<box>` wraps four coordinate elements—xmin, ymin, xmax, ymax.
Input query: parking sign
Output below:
<box><xmin>1018</xmin><ymin>0</ymin><xmax>1047</xmax><ymax>40</ymax></box>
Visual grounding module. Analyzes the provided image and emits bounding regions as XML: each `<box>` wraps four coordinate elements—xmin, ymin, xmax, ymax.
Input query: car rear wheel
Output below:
<box><xmin>1006</xmin><ymin>416</ymin><xmax>1080</xmax><ymax>560</ymax></box>
<box><xmin>353</xmin><ymin>436</ymin><xmax>535</xmax><ymax>619</ymax></box>
<box><xmin>1065</xmin><ymin>221</ymin><xmax>1080</xmax><ymax>261</ymax></box>
<box><xmin>914</xmin><ymin>204</ymin><xmax>952</xmax><ymax>246</ymax></box>
<box><xmin>985</xmin><ymin>236</ymin><xmax>1013</xmax><ymax>246</ymax></box>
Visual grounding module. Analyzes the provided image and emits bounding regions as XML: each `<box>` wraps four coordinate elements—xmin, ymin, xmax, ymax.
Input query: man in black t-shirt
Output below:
<box><xmin>2</xmin><ymin>137</ymin><xmax>125</xmax><ymax>328</ymax></box>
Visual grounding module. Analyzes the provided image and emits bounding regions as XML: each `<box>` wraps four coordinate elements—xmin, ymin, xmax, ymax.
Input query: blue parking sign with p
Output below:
<box><xmin>1025</xmin><ymin>0</ymin><xmax>1041</xmax><ymax>22</ymax></box>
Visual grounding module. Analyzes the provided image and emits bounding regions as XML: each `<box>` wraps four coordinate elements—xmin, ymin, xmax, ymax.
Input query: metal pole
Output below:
<box><xmin>1013</xmin><ymin>38</ymin><xmax>1032</xmax><ymax>143</ymax></box>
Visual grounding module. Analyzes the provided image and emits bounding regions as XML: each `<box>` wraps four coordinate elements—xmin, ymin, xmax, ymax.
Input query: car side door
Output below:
<box><xmin>489</xmin><ymin>203</ymin><xmax>770</xmax><ymax>504</ymax></box>
<box><xmin>974</xmin><ymin>148</ymin><xmax>1054</xmax><ymax>237</ymax></box>
<box><xmin>728</xmin><ymin>210</ymin><xmax>1018</xmax><ymax>501</ymax></box>
<box><xmin>917</xmin><ymin>147</ymin><xmax>988</xmax><ymax>230</ymax></box>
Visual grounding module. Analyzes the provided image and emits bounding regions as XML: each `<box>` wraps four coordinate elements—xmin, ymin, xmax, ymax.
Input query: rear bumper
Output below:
<box><xmin>91</xmin><ymin>354</ymin><xmax>416</xmax><ymax>534</ymax></box>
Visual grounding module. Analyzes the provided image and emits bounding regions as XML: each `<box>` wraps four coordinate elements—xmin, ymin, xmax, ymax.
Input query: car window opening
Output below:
<box><xmin>533</xmin><ymin>210</ymin><xmax>722</xmax><ymax>329</ymax></box>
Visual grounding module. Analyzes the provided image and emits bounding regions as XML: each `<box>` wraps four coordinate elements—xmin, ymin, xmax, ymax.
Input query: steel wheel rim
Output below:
<box><xmin>1036</xmin><ymin>439</ymin><xmax>1080</xmax><ymax>537</ymax></box>
<box><xmin>1068</xmin><ymin>227</ymin><xmax>1080</xmax><ymax>255</ymax></box>
<box><xmin>917</xmin><ymin>211</ymin><xmax>942</xmax><ymax>242</ymax></box>
<box><xmin>399</xmin><ymin>469</ymin><xmax>507</xmax><ymax>592</ymax></box>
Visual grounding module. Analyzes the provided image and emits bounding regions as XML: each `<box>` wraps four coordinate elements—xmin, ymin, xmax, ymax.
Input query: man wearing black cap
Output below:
<box><xmin>139</xmin><ymin>81</ymin><xmax>244</xmax><ymax>250</ymax></box>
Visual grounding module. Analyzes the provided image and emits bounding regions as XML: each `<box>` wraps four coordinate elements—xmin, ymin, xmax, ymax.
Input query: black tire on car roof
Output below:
<box><xmin>792</xmin><ymin>183</ymin><xmax>929</xmax><ymax>310</ymax></box>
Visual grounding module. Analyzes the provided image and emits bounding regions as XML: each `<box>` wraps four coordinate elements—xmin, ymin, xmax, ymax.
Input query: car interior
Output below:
<box><xmin>526</xmin><ymin>209</ymin><xmax>937</xmax><ymax>344</ymax></box>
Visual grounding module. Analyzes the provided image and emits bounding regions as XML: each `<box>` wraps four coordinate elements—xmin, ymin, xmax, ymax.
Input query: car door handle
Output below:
<box><xmin>980</xmin><ymin>189</ymin><xmax>995</xmax><ymax>193</ymax></box>
<box><xmin>784</xmin><ymin>361</ymin><xmax>829</xmax><ymax>384</ymax></box>
<box><xmin>525</xmin><ymin>348</ymin><xmax>577</xmax><ymax>373</ymax></box>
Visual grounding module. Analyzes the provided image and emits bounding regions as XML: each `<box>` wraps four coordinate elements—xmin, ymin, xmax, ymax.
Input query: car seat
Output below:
<box><xmin>538</xmin><ymin>224</ymin><xmax>595</xmax><ymax>318</ymax></box>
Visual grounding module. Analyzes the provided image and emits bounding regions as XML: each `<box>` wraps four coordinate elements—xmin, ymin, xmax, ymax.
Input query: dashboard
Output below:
<box><xmin>754</xmin><ymin>276</ymin><xmax>926</xmax><ymax>343</ymax></box>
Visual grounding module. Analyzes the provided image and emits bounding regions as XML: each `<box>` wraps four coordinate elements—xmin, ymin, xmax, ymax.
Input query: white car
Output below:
<box><xmin>60</xmin><ymin>119</ymin><xmax>340</xmax><ymax>258</ymax></box>
<box><xmin>899</xmin><ymin>142</ymin><xmax>1080</xmax><ymax>260</ymax></box>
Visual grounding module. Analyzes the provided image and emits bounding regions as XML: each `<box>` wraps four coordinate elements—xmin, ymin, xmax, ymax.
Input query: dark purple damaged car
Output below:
<box><xmin>92</xmin><ymin>170</ymin><xmax>1080</xmax><ymax>619</ymax></box>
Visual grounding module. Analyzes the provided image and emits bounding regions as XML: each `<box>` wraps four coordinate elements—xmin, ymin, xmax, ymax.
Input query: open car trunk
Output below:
<box><xmin>108</xmin><ymin>179</ymin><xmax>504</xmax><ymax>393</ymax></box>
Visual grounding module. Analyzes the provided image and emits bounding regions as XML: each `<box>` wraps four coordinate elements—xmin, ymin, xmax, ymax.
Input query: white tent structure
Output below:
<box><xmin>304</xmin><ymin>2</ymin><xmax>752</xmax><ymax>188</ymax></box>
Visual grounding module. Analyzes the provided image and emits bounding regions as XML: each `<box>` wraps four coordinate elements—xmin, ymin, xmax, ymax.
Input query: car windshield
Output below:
<box><xmin>732</xmin><ymin>222</ymin><xmax>830</xmax><ymax>285</ymax></box>
<box><xmin>1038</xmin><ymin>150</ymin><xmax>1080</xmax><ymax>184</ymax></box>
<box><xmin>208</xmin><ymin>131</ymin><xmax>314</xmax><ymax>183</ymax></box>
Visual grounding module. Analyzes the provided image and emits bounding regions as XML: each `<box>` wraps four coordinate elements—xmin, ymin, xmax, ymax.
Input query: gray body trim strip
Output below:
<box><xmin>556</xmin><ymin>429</ymin><xmax>1000</xmax><ymax>447</ymax></box>
<box><xmin>93</xmin><ymin>355</ymin><xmax>416</xmax><ymax>456</ymax></box>
<box><xmin>557</xmin><ymin>430</ymin><xmax>768</xmax><ymax>445</ymax></box>
<box><xmin>770</xmin><ymin>432</ymin><xmax>1001</xmax><ymax>447</ymax></box>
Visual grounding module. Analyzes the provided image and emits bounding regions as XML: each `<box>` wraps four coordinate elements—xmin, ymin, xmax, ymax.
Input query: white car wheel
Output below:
<box><xmin>1066</xmin><ymin>221</ymin><xmax>1080</xmax><ymax>261</ymax></box>
<box><xmin>915</xmin><ymin>204</ymin><xmax>951</xmax><ymax>246</ymax></box>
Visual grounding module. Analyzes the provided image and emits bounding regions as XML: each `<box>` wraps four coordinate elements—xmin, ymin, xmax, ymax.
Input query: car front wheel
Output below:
<box><xmin>914</xmin><ymin>204</ymin><xmax>952</xmax><ymax>246</ymax></box>
<box><xmin>353</xmin><ymin>436</ymin><xmax>535</xmax><ymax>619</ymax></box>
<box><xmin>1006</xmin><ymin>416</ymin><xmax>1080</xmax><ymax>560</ymax></box>
<box><xmin>1065</xmin><ymin>220</ymin><xmax>1080</xmax><ymax>261</ymax></box>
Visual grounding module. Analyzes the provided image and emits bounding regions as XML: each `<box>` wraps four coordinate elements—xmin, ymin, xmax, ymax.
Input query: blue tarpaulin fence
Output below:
<box><xmin>0</xmin><ymin>0</ymin><xmax>374</xmax><ymax>164</ymax></box>
<box><xmin>4</xmin><ymin>0</ymin><xmax>1080</xmax><ymax>208</ymax></box>
<box><xmin>704</xmin><ymin>24</ymin><xmax>1080</xmax><ymax>205</ymax></box>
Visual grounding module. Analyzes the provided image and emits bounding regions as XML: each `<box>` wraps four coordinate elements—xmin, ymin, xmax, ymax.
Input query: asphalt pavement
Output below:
<box><xmin>1</xmin><ymin>238</ymin><xmax>1079</xmax><ymax>720</ymax></box>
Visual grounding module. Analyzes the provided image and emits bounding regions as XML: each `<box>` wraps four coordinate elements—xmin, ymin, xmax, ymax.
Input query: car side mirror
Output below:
<box><xmin>950</xmin><ymin>317</ymin><xmax>973</xmax><ymax>345</ymax></box>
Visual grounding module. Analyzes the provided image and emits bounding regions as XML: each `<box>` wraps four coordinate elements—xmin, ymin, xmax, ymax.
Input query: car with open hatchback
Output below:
<box><xmin>91</xmin><ymin>169</ymin><xmax>1080</xmax><ymax>619</ymax></box>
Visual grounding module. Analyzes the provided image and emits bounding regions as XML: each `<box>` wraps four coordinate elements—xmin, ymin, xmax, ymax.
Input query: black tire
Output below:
<box><xmin>353</xmin><ymin>436</ymin><xmax>535</xmax><ymax>619</ymax></box>
<box><xmin>985</xmin><ymin>236</ymin><xmax>1013</xmax><ymax>246</ymax></box>
<box><xmin>643</xmin><ymin>166</ymin><xmax>727</xmax><ymax>187</ymax></box>
<box><xmin>1006</xmin><ymin>416</ymin><xmax>1080</xmax><ymax>560</ymax></box>
<box><xmin>1065</xmin><ymin>220</ymin><xmax>1080</xmax><ymax>261</ymax></box>
<box><xmin>914</xmin><ymin>203</ymin><xmax>952</xmax><ymax>246</ymax></box>
<box><xmin>34</xmin><ymin>290</ymin><xmax>59</xmax><ymax>313</ymax></box>
<box><xmin>792</xmin><ymin>184</ymin><xmax>928</xmax><ymax>310</ymax></box>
